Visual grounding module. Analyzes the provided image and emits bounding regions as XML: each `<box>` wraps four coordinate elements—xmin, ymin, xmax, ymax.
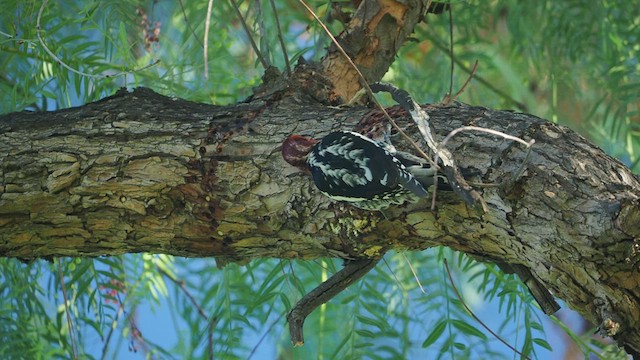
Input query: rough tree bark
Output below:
<box><xmin>1</xmin><ymin>0</ymin><xmax>639</xmax><ymax>356</ymax></box>
<box><xmin>321</xmin><ymin>0</ymin><xmax>432</xmax><ymax>101</ymax></box>
<box><xmin>1</xmin><ymin>84</ymin><xmax>638</xmax><ymax>355</ymax></box>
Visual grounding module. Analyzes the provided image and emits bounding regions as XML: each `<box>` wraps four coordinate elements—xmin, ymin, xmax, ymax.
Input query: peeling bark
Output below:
<box><xmin>322</xmin><ymin>0</ymin><xmax>432</xmax><ymax>101</ymax></box>
<box><xmin>1</xmin><ymin>86</ymin><xmax>638</xmax><ymax>354</ymax></box>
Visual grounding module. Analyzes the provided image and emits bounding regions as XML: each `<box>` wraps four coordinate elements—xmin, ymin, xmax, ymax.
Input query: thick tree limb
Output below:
<box><xmin>0</xmin><ymin>88</ymin><xmax>639</xmax><ymax>355</ymax></box>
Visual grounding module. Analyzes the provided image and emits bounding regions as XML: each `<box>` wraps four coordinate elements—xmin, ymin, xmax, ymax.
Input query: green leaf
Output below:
<box><xmin>355</xmin><ymin>329</ymin><xmax>376</xmax><ymax>338</ymax></box>
<box><xmin>453</xmin><ymin>342</ymin><xmax>467</xmax><ymax>350</ymax></box>
<box><xmin>450</xmin><ymin>319</ymin><xmax>488</xmax><ymax>341</ymax></box>
<box><xmin>533</xmin><ymin>337</ymin><xmax>553</xmax><ymax>351</ymax></box>
<box><xmin>422</xmin><ymin>320</ymin><xmax>447</xmax><ymax>347</ymax></box>
<box><xmin>356</xmin><ymin>315</ymin><xmax>387</xmax><ymax>332</ymax></box>
<box><xmin>117</xmin><ymin>22</ymin><xmax>128</xmax><ymax>53</ymax></box>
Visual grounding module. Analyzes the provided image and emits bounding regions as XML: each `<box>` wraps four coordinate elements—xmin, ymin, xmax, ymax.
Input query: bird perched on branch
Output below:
<box><xmin>282</xmin><ymin>131</ymin><xmax>449</xmax><ymax>210</ymax></box>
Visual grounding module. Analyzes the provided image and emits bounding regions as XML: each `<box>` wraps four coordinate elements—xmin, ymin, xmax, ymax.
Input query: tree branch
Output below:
<box><xmin>287</xmin><ymin>257</ymin><xmax>379</xmax><ymax>346</ymax></box>
<box><xmin>1</xmin><ymin>87</ymin><xmax>639</xmax><ymax>355</ymax></box>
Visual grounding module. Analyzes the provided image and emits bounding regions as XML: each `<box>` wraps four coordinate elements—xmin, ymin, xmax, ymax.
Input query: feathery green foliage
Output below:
<box><xmin>0</xmin><ymin>0</ymin><xmax>637</xmax><ymax>358</ymax></box>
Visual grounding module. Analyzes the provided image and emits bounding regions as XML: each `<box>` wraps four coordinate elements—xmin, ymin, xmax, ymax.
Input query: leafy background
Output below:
<box><xmin>1</xmin><ymin>0</ymin><xmax>638</xmax><ymax>358</ymax></box>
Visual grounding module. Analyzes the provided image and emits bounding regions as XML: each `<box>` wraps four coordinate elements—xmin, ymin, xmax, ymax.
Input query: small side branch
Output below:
<box><xmin>287</xmin><ymin>257</ymin><xmax>380</xmax><ymax>346</ymax></box>
<box><xmin>229</xmin><ymin>0</ymin><xmax>269</xmax><ymax>69</ymax></box>
<box><xmin>444</xmin><ymin>259</ymin><xmax>531</xmax><ymax>359</ymax></box>
<box><xmin>497</xmin><ymin>262</ymin><xmax>561</xmax><ymax>315</ymax></box>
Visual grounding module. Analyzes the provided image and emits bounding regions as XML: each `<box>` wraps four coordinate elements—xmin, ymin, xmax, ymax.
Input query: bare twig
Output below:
<box><xmin>382</xmin><ymin>257</ymin><xmax>408</xmax><ymax>293</ymax></box>
<box><xmin>178</xmin><ymin>0</ymin><xmax>204</xmax><ymax>48</ymax></box>
<box><xmin>512</xmin><ymin>144</ymin><xmax>534</xmax><ymax>183</ymax></box>
<box><xmin>367</xmin><ymin>82</ymin><xmax>440</xmax><ymax>169</ymax></box>
<box><xmin>451</xmin><ymin>60</ymin><xmax>479</xmax><ymax>102</ymax></box>
<box><xmin>434</xmin><ymin>125</ymin><xmax>535</xmax><ymax>209</ymax></box>
<box><xmin>446</xmin><ymin>4</ymin><xmax>454</xmax><ymax>104</ymax></box>
<box><xmin>100</xmin><ymin>260</ymin><xmax>152</xmax><ymax>359</ymax></box>
<box><xmin>36</xmin><ymin>0</ymin><xmax>160</xmax><ymax>79</ymax></box>
<box><xmin>368</xmin><ymin>82</ymin><xmax>485</xmax><ymax>211</ymax></box>
<box><xmin>248</xmin><ymin>310</ymin><xmax>286</xmax><ymax>359</ymax></box>
<box><xmin>100</xmin><ymin>293</ymin><xmax>125</xmax><ymax>360</ymax></box>
<box><xmin>279</xmin><ymin>260</ymin><xmax>295</xmax><ymax>298</ymax></box>
<box><xmin>158</xmin><ymin>268</ymin><xmax>207</xmax><ymax>319</ymax></box>
<box><xmin>203</xmin><ymin>0</ymin><xmax>214</xmax><ymax>78</ymax></box>
<box><xmin>158</xmin><ymin>267</ymin><xmax>214</xmax><ymax>359</ymax></box>
<box><xmin>269</xmin><ymin>0</ymin><xmax>291</xmax><ymax>75</ymax></box>
<box><xmin>95</xmin><ymin>261</ymin><xmax>123</xmax><ymax>358</ymax></box>
<box><xmin>56</xmin><ymin>259</ymin><xmax>78</xmax><ymax>360</ymax></box>
<box><xmin>229</xmin><ymin>0</ymin><xmax>269</xmax><ymax>69</ymax></box>
<box><xmin>443</xmin><ymin>259</ymin><xmax>531</xmax><ymax>360</ymax></box>
<box><xmin>439</xmin><ymin>125</ymin><xmax>535</xmax><ymax>183</ymax></box>
<box><xmin>254</xmin><ymin>0</ymin><xmax>271</xmax><ymax>64</ymax></box>
<box><xmin>401</xmin><ymin>253</ymin><xmax>427</xmax><ymax>294</ymax></box>
<box><xmin>426</xmin><ymin>33</ymin><xmax>528</xmax><ymax>111</ymax></box>
<box><xmin>442</xmin><ymin>6</ymin><xmax>479</xmax><ymax>105</ymax></box>
<box><xmin>440</xmin><ymin>126</ymin><xmax>534</xmax><ymax>149</ymax></box>
<box><xmin>120</xmin><ymin>296</ymin><xmax>150</xmax><ymax>356</ymax></box>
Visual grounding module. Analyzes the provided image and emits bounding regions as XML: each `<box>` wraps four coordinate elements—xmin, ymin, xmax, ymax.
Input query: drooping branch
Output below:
<box><xmin>0</xmin><ymin>87</ymin><xmax>639</xmax><ymax>355</ymax></box>
<box><xmin>287</xmin><ymin>258</ymin><xmax>380</xmax><ymax>346</ymax></box>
